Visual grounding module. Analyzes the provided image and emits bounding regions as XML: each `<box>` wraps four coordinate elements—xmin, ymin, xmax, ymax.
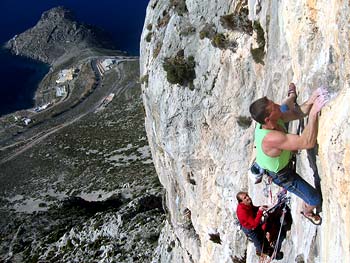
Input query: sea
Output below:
<box><xmin>0</xmin><ymin>0</ymin><xmax>149</xmax><ymax>117</ymax></box>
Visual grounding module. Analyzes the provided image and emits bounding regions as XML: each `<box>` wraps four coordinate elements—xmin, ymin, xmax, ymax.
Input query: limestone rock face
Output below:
<box><xmin>140</xmin><ymin>0</ymin><xmax>350</xmax><ymax>262</ymax></box>
<box><xmin>4</xmin><ymin>6</ymin><xmax>115</xmax><ymax>64</ymax></box>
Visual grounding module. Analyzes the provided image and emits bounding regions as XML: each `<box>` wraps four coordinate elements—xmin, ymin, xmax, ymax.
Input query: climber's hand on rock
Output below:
<box><xmin>310</xmin><ymin>95</ymin><xmax>328</xmax><ymax>115</ymax></box>
<box><xmin>310</xmin><ymin>86</ymin><xmax>329</xmax><ymax>104</ymax></box>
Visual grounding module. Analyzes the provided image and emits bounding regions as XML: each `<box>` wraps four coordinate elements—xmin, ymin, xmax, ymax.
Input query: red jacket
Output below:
<box><xmin>236</xmin><ymin>203</ymin><xmax>264</xmax><ymax>230</ymax></box>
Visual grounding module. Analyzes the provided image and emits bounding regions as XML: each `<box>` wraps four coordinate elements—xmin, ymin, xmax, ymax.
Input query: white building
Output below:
<box><xmin>23</xmin><ymin>118</ymin><xmax>31</xmax><ymax>125</ymax></box>
<box><xmin>56</xmin><ymin>86</ymin><xmax>67</xmax><ymax>97</ymax></box>
<box><xmin>101</xmin><ymin>59</ymin><xmax>115</xmax><ymax>71</ymax></box>
<box><xmin>56</xmin><ymin>69</ymin><xmax>74</xmax><ymax>84</ymax></box>
<box><xmin>34</xmin><ymin>103</ymin><xmax>51</xmax><ymax>112</ymax></box>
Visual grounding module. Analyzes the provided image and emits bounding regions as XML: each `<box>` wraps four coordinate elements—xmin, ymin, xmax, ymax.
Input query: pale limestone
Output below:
<box><xmin>141</xmin><ymin>0</ymin><xmax>350</xmax><ymax>262</ymax></box>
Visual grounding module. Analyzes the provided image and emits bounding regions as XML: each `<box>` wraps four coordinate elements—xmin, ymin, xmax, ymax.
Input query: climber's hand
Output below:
<box><xmin>309</xmin><ymin>86</ymin><xmax>329</xmax><ymax>104</ymax></box>
<box><xmin>259</xmin><ymin>205</ymin><xmax>268</xmax><ymax>211</ymax></box>
<box><xmin>310</xmin><ymin>95</ymin><xmax>328</xmax><ymax>115</ymax></box>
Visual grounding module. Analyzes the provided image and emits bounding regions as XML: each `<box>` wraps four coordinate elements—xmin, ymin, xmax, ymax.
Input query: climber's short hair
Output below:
<box><xmin>249</xmin><ymin>96</ymin><xmax>270</xmax><ymax>124</ymax></box>
<box><xmin>236</xmin><ymin>191</ymin><xmax>248</xmax><ymax>203</ymax></box>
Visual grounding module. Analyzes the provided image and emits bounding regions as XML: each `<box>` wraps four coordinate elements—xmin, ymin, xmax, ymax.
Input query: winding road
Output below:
<box><xmin>0</xmin><ymin>56</ymin><xmax>138</xmax><ymax>164</ymax></box>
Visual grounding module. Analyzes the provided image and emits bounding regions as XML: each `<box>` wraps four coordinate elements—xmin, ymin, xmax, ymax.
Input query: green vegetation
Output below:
<box><xmin>211</xmin><ymin>33</ymin><xmax>238</xmax><ymax>51</ymax></box>
<box><xmin>250</xmin><ymin>21</ymin><xmax>266</xmax><ymax>65</ymax></box>
<box><xmin>180</xmin><ymin>25</ymin><xmax>196</xmax><ymax>37</ymax></box>
<box><xmin>211</xmin><ymin>33</ymin><xmax>229</xmax><ymax>49</ymax></box>
<box><xmin>163</xmin><ymin>50</ymin><xmax>196</xmax><ymax>88</ymax></box>
<box><xmin>253</xmin><ymin>21</ymin><xmax>265</xmax><ymax>47</ymax></box>
<box><xmin>157</xmin><ymin>11</ymin><xmax>170</xmax><ymax>28</ymax></box>
<box><xmin>170</xmin><ymin>0</ymin><xmax>188</xmax><ymax>16</ymax></box>
<box><xmin>140</xmin><ymin>74</ymin><xmax>149</xmax><ymax>85</ymax></box>
<box><xmin>236</xmin><ymin>116</ymin><xmax>252</xmax><ymax>128</ymax></box>
<box><xmin>145</xmin><ymin>32</ymin><xmax>153</xmax><ymax>42</ymax></box>
<box><xmin>153</xmin><ymin>41</ymin><xmax>162</xmax><ymax>59</ymax></box>
<box><xmin>199</xmin><ymin>24</ymin><xmax>216</xmax><ymax>40</ymax></box>
<box><xmin>199</xmin><ymin>24</ymin><xmax>237</xmax><ymax>51</ymax></box>
<box><xmin>220</xmin><ymin>4</ymin><xmax>253</xmax><ymax>35</ymax></box>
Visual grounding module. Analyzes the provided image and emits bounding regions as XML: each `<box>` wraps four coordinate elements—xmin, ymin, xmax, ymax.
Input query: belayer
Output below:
<box><xmin>236</xmin><ymin>191</ymin><xmax>287</xmax><ymax>260</ymax></box>
<box><xmin>249</xmin><ymin>83</ymin><xmax>328</xmax><ymax>225</ymax></box>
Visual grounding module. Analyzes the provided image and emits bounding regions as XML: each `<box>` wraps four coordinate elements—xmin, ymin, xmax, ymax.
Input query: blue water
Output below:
<box><xmin>0</xmin><ymin>0</ymin><xmax>150</xmax><ymax>117</ymax></box>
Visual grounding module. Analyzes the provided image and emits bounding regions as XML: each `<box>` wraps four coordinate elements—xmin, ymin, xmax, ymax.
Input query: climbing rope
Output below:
<box><xmin>259</xmin><ymin>191</ymin><xmax>290</xmax><ymax>263</ymax></box>
<box><xmin>268</xmin><ymin>206</ymin><xmax>287</xmax><ymax>262</ymax></box>
<box><xmin>262</xmin><ymin>175</ymin><xmax>272</xmax><ymax>201</ymax></box>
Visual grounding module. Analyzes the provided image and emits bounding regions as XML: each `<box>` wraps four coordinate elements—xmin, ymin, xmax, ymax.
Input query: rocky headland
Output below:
<box><xmin>4</xmin><ymin>6</ymin><xmax>118</xmax><ymax>65</ymax></box>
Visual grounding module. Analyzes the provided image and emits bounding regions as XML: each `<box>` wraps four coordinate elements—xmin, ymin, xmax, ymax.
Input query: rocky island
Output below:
<box><xmin>0</xmin><ymin>6</ymin><xmax>164</xmax><ymax>263</ymax></box>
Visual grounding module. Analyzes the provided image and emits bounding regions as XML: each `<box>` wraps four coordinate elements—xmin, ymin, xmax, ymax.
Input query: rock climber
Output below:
<box><xmin>249</xmin><ymin>83</ymin><xmax>328</xmax><ymax>225</ymax></box>
<box><xmin>236</xmin><ymin>191</ymin><xmax>284</xmax><ymax>260</ymax></box>
<box><xmin>249</xmin><ymin>83</ymin><xmax>300</xmax><ymax>184</ymax></box>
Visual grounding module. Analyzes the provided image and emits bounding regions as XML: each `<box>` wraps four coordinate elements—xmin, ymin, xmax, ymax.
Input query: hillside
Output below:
<box><xmin>0</xmin><ymin>59</ymin><xmax>165</xmax><ymax>262</ymax></box>
<box><xmin>0</xmin><ymin>6</ymin><xmax>164</xmax><ymax>262</ymax></box>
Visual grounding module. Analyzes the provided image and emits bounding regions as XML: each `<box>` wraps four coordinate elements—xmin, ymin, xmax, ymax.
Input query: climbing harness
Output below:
<box><xmin>265</xmin><ymin>190</ymin><xmax>289</xmax><ymax>215</ymax></box>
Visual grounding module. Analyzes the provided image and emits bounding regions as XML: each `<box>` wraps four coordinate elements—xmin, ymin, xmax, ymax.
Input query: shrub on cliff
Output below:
<box><xmin>140</xmin><ymin>74</ymin><xmax>149</xmax><ymax>85</ymax></box>
<box><xmin>211</xmin><ymin>33</ymin><xmax>229</xmax><ymax>49</ymax></box>
<box><xmin>250</xmin><ymin>21</ymin><xmax>265</xmax><ymax>65</ymax></box>
<box><xmin>211</xmin><ymin>33</ymin><xmax>238</xmax><ymax>51</ymax></box>
<box><xmin>220</xmin><ymin>4</ymin><xmax>253</xmax><ymax>35</ymax></box>
<box><xmin>200</xmin><ymin>24</ymin><xmax>238</xmax><ymax>51</ymax></box>
<box><xmin>163</xmin><ymin>50</ymin><xmax>196</xmax><ymax>88</ymax></box>
<box><xmin>153</xmin><ymin>41</ymin><xmax>162</xmax><ymax>58</ymax></box>
<box><xmin>170</xmin><ymin>0</ymin><xmax>188</xmax><ymax>16</ymax></box>
<box><xmin>199</xmin><ymin>24</ymin><xmax>216</xmax><ymax>40</ymax></box>
<box><xmin>157</xmin><ymin>11</ymin><xmax>170</xmax><ymax>29</ymax></box>
<box><xmin>145</xmin><ymin>32</ymin><xmax>153</xmax><ymax>42</ymax></box>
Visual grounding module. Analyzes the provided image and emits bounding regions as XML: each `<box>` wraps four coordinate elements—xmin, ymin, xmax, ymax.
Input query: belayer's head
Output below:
<box><xmin>236</xmin><ymin>191</ymin><xmax>252</xmax><ymax>206</ymax></box>
<box><xmin>249</xmin><ymin>96</ymin><xmax>282</xmax><ymax>126</ymax></box>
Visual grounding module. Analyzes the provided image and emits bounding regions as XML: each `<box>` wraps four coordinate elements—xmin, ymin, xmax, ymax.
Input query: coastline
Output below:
<box><xmin>0</xmin><ymin>47</ymin><xmax>49</xmax><ymax>117</ymax></box>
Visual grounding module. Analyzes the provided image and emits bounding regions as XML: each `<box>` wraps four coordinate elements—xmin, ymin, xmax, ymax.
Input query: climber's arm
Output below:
<box><xmin>281</xmin><ymin>87</ymin><xmax>328</xmax><ymax>122</ymax></box>
<box><xmin>264</xmin><ymin>96</ymin><xmax>327</xmax><ymax>152</ymax></box>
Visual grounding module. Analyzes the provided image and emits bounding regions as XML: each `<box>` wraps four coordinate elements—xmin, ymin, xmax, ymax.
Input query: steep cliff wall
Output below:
<box><xmin>140</xmin><ymin>0</ymin><xmax>350</xmax><ymax>262</ymax></box>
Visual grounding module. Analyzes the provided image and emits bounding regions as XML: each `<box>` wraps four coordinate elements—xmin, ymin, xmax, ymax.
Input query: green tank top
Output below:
<box><xmin>254</xmin><ymin>119</ymin><xmax>291</xmax><ymax>173</ymax></box>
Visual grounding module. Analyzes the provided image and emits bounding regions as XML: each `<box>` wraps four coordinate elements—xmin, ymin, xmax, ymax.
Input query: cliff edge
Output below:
<box><xmin>140</xmin><ymin>0</ymin><xmax>350</xmax><ymax>262</ymax></box>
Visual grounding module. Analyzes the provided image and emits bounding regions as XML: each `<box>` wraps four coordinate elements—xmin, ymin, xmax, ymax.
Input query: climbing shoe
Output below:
<box><xmin>301</xmin><ymin>211</ymin><xmax>322</xmax><ymax>225</ymax></box>
<box><xmin>288</xmin><ymin>82</ymin><xmax>297</xmax><ymax>98</ymax></box>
